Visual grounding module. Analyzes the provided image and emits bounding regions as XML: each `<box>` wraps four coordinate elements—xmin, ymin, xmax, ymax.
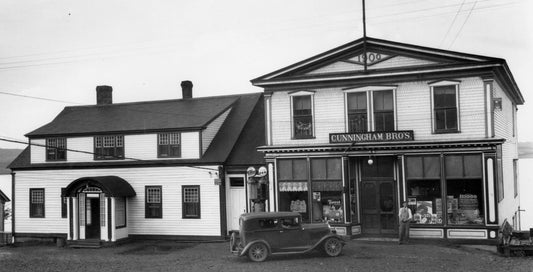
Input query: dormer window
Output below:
<box><xmin>46</xmin><ymin>137</ymin><xmax>66</xmax><ymax>161</ymax></box>
<box><xmin>94</xmin><ymin>135</ymin><xmax>124</xmax><ymax>160</ymax></box>
<box><xmin>290</xmin><ymin>91</ymin><xmax>315</xmax><ymax>139</ymax></box>
<box><xmin>158</xmin><ymin>132</ymin><xmax>181</xmax><ymax>158</ymax></box>
<box><xmin>430</xmin><ymin>81</ymin><xmax>460</xmax><ymax>133</ymax></box>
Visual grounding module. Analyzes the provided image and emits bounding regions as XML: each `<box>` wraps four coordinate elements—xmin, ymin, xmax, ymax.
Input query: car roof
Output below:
<box><xmin>240</xmin><ymin>212</ymin><xmax>300</xmax><ymax>221</ymax></box>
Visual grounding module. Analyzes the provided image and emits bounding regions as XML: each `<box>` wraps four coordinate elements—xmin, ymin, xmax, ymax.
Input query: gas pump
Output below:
<box><xmin>247</xmin><ymin>166</ymin><xmax>268</xmax><ymax>212</ymax></box>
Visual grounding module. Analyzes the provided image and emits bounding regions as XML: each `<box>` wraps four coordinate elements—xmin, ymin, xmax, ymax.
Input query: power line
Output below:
<box><xmin>0</xmin><ymin>91</ymin><xmax>82</xmax><ymax>104</ymax></box>
<box><xmin>439</xmin><ymin>0</ymin><xmax>466</xmax><ymax>48</ymax></box>
<box><xmin>448</xmin><ymin>1</ymin><xmax>478</xmax><ymax>49</ymax></box>
<box><xmin>0</xmin><ymin>136</ymin><xmax>218</xmax><ymax>173</ymax></box>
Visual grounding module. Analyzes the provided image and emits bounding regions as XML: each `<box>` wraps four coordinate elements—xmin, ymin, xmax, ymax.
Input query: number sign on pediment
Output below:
<box><xmin>342</xmin><ymin>52</ymin><xmax>394</xmax><ymax>66</ymax></box>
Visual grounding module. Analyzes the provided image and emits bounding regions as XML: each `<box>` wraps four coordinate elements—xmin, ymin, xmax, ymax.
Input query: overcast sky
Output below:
<box><xmin>0</xmin><ymin>0</ymin><xmax>531</xmax><ymax>149</ymax></box>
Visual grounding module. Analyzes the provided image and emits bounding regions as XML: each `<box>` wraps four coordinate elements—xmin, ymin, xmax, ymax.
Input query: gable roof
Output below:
<box><xmin>252</xmin><ymin>36</ymin><xmax>523</xmax><ymax>105</ymax></box>
<box><xmin>26</xmin><ymin>95</ymin><xmax>239</xmax><ymax>137</ymax></box>
<box><xmin>10</xmin><ymin>92</ymin><xmax>265</xmax><ymax>169</ymax></box>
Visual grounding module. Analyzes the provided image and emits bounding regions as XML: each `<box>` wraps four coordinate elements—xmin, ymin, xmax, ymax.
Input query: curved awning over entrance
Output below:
<box><xmin>63</xmin><ymin>176</ymin><xmax>136</xmax><ymax>197</ymax></box>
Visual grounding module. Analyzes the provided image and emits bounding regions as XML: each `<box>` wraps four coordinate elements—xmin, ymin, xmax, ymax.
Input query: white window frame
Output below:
<box><xmin>343</xmin><ymin>86</ymin><xmax>397</xmax><ymax>132</ymax></box>
<box><xmin>289</xmin><ymin>91</ymin><xmax>315</xmax><ymax>139</ymax></box>
<box><xmin>429</xmin><ymin>80</ymin><xmax>461</xmax><ymax>133</ymax></box>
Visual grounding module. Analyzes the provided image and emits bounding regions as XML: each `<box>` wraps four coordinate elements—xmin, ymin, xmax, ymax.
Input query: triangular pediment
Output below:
<box><xmin>251</xmin><ymin>37</ymin><xmax>501</xmax><ymax>85</ymax></box>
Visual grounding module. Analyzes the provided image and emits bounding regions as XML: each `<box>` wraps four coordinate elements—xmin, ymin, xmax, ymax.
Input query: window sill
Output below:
<box><xmin>116</xmin><ymin>225</ymin><xmax>127</xmax><ymax>229</ymax></box>
<box><xmin>182</xmin><ymin>217</ymin><xmax>201</xmax><ymax>219</ymax></box>
<box><xmin>433</xmin><ymin>130</ymin><xmax>460</xmax><ymax>134</ymax></box>
<box><xmin>292</xmin><ymin>136</ymin><xmax>316</xmax><ymax>140</ymax></box>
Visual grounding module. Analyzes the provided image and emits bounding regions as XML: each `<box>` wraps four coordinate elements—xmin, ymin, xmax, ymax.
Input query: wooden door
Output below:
<box><xmin>361</xmin><ymin>180</ymin><xmax>397</xmax><ymax>234</ymax></box>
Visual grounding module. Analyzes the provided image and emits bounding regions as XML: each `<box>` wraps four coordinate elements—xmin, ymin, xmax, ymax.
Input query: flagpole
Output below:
<box><xmin>362</xmin><ymin>0</ymin><xmax>367</xmax><ymax>72</ymax></box>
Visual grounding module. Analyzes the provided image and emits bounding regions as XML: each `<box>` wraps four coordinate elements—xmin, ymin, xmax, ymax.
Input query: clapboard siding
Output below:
<box><xmin>202</xmin><ymin>108</ymin><xmax>231</xmax><ymax>154</ymax></box>
<box><xmin>30</xmin><ymin>132</ymin><xmax>201</xmax><ymax>164</ymax></box>
<box><xmin>14</xmin><ymin>166</ymin><xmax>221</xmax><ymax>236</ymax></box>
<box><xmin>493</xmin><ymin>81</ymin><xmax>519</xmax><ymax>223</ymax></box>
<box><xmin>270</xmin><ymin>77</ymin><xmax>486</xmax><ymax>146</ymax></box>
<box><xmin>307</xmin><ymin>55</ymin><xmax>437</xmax><ymax>75</ymax></box>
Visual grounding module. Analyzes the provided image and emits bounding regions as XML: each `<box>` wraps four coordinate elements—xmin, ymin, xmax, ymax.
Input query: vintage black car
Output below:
<box><xmin>229</xmin><ymin>211</ymin><xmax>345</xmax><ymax>262</ymax></box>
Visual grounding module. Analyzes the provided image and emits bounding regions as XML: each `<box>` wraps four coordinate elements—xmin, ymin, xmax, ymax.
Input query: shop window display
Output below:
<box><xmin>406</xmin><ymin>156</ymin><xmax>443</xmax><ymax>225</ymax></box>
<box><xmin>445</xmin><ymin>154</ymin><xmax>484</xmax><ymax>225</ymax></box>
<box><xmin>311</xmin><ymin>158</ymin><xmax>343</xmax><ymax>223</ymax></box>
<box><xmin>278</xmin><ymin>159</ymin><xmax>309</xmax><ymax>221</ymax></box>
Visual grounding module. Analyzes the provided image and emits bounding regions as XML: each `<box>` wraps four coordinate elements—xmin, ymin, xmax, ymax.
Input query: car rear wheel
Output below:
<box><xmin>247</xmin><ymin>242</ymin><xmax>268</xmax><ymax>262</ymax></box>
<box><xmin>323</xmin><ymin>237</ymin><xmax>343</xmax><ymax>257</ymax></box>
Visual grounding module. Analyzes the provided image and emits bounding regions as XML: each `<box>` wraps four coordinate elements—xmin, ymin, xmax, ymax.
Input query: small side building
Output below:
<box><xmin>0</xmin><ymin>189</ymin><xmax>9</xmax><ymax>232</ymax></box>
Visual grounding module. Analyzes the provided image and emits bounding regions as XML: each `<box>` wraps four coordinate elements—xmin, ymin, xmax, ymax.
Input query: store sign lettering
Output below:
<box><xmin>329</xmin><ymin>131</ymin><xmax>414</xmax><ymax>143</ymax></box>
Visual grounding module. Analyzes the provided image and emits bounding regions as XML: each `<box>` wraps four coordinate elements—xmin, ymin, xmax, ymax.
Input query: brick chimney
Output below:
<box><xmin>181</xmin><ymin>80</ymin><xmax>193</xmax><ymax>99</ymax></box>
<box><xmin>96</xmin><ymin>85</ymin><xmax>113</xmax><ymax>105</ymax></box>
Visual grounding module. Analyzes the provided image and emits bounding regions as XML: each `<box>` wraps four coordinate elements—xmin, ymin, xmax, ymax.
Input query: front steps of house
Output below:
<box><xmin>67</xmin><ymin>239</ymin><xmax>101</xmax><ymax>248</ymax></box>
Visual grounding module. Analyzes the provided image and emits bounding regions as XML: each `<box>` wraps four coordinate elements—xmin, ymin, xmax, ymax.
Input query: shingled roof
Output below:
<box><xmin>26</xmin><ymin>95</ymin><xmax>240</xmax><ymax>137</ymax></box>
<box><xmin>10</xmin><ymin>92</ymin><xmax>265</xmax><ymax>169</ymax></box>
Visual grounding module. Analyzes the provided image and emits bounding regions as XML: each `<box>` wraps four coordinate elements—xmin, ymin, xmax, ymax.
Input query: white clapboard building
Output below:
<box><xmin>9</xmin><ymin>82</ymin><xmax>265</xmax><ymax>246</ymax></box>
<box><xmin>252</xmin><ymin>37</ymin><xmax>524</xmax><ymax>242</ymax></box>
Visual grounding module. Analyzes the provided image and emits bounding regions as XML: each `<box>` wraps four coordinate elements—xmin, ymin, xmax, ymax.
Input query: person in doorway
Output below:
<box><xmin>398</xmin><ymin>200</ymin><xmax>412</xmax><ymax>244</ymax></box>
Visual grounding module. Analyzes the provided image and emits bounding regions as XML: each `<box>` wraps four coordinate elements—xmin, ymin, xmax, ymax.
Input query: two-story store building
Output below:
<box><xmin>8</xmin><ymin>82</ymin><xmax>264</xmax><ymax>245</ymax></box>
<box><xmin>252</xmin><ymin>37</ymin><xmax>524</xmax><ymax>242</ymax></box>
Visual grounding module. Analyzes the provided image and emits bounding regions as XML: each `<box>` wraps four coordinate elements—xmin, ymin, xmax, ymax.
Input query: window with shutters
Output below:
<box><xmin>94</xmin><ymin>135</ymin><xmax>124</xmax><ymax>160</ymax></box>
<box><xmin>158</xmin><ymin>132</ymin><xmax>181</xmax><ymax>158</ymax></box>
<box><xmin>46</xmin><ymin>138</ymin><xmax>66</xmax><ymax>161</ymax></box>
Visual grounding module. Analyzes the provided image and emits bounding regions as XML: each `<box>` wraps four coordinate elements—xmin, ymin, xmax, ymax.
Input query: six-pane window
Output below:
<box><xmin>94</xmin><ymin>135</ymin><xmax>124</xmax><ymax>160</ymax></box>
<box><xmin>373</xmin><ymin>90</ymin><xmax>394</xmax><ymax>131</ymax></box>
<box><xmin>347</xmin><ymin>92</ymin><xmax>368</xmax><ymax>132</ymax></box>
<box><xmin>292</xmin><ymin>95</ymin><xmax>313</xmax><ymax>138</ymax></box>
<box><xmin>182</xmin><ymin>185</ymin><xmax>201</xmax><ymax>218</ymax></box>
<box><xmin>30</xmin><ymin>188</ymin><xmax>45</xmax><ymax>218</ymax></box>
<box><xmin>433</xmin><ymin>85</ymin><xmax>458</xmax><ymax>132</ymax></box>
<box><xmin>46</xmin><ymin>138</ymin><xmax>66</xmax><ymax>161</ymax></box>
<box><xmin>158</xmin><ymin>133</ymin><xmax>181</xmax><ymax>158</ymax></box>
<box><xmin>145</xmin><ymin>186</ymin><xmax>162</xmax><ymax>218</ymax></box>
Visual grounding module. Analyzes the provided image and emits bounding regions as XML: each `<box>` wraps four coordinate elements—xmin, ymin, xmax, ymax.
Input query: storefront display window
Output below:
<box><xmin>310</xmin><ymin>158</ymin><xmax>343</xmax><ymax>223</ymax></box>
<box><xmin>278</xmin><ymin>159</ymin><xmax>309</xmax><ymax>221</ymax></box>
<box><xmin>406</xmin><ymin>156</ymin><xmax>443</xmax><ymax>225</ymax></box>
<box><xmin>406</xmin><ymin>154</ymin><xmax>485</xmax><ymax>226</ymax></box>
<box><xmin>445</xmin><ymin>154</ymin><xmax>484</xmax><ymax>225</ymax></box>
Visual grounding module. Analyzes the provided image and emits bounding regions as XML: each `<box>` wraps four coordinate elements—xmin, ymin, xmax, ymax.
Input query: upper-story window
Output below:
<box><xmin>345</xmin><ymin>87</ymin><xmax>396</xmax><ymax>132</ymax></box>
<box><xmin>46</xmin><ymin>138</ymin><xmax>66</xmax><ymax>161</ymax></box>
<box><xmin>347</xmin><ymin>92</ymin><xmax>367</xmax><ymax>132</ymax></box>
<box><xmin>94</xmin><ymin>135</ymin><xmax>124</xmax><ymax>160</ymax></box>
<box><xmin>430</xmin><ymin>81</ymin><xmax>460</xmax><ymax>133</ymax></box>
<box><xmin>373</xmin><ymin>90</ymin><xmax>394</xmax><ymax>131</ymax></box>
<box><xmin>158</xmin><ymin>132</ymin><xmax>181</xmax><ymax>158</ymax></box>
<box><xmin>291</xmin><ymin>92</ymin><xmax>315</xmax><ymax>139</ymax></box>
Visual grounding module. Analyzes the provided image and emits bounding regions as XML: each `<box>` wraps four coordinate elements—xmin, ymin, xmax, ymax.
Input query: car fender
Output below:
<box><xmin>239</xmin><ymin>239</ymin><xmax>272</xmax><ymax>257</ymax></box>
<box><xmin>310</xmin><ymin>234</ymin><xmax>346</xmax><ymax>250</ymax></box>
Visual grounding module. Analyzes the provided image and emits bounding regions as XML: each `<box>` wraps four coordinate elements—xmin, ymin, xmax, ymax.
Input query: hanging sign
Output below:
<box><xmin>329</xmin><ymin>130</ymin><xmax>414</xmax><ymax>144</ymax></box>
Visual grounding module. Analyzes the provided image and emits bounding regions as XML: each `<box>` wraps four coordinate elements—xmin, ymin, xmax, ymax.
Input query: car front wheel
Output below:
<box><xmin>247</xmin><ymin>242</ymin><xmax>268</xmax><ymax>262</ymax></box>
<box><xmin>323</xmin><ymin>237</ymin><xmax>343</xmax><ymax>257</ymax></box>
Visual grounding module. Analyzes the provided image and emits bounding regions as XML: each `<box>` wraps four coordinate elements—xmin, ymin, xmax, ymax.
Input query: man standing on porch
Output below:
<box><xmin>398</xmin><ymin>200</ymin><xmax>412</xmax><ymax>244</ymax></box>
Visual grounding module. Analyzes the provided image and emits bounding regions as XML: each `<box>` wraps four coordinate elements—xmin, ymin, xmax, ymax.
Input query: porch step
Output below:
<box><xmin>67</xmin><ymin>239</ymin><xmax>102</xmax><ymax>248</ymax></box>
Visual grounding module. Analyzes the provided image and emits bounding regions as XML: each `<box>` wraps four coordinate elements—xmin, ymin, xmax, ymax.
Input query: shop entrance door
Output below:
<box><xmin>361</xmin><ymin>180</ymin><xmax>397</xmax><ymax>234</ymax></box>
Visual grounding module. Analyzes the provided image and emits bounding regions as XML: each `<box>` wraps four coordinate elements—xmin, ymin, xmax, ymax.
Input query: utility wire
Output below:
<box><xmin>439</xmin><ymin>0</ymin><xmax>466</xmax><ymax>48</ymax></box>
<box><xmin>0</xmin><ymin>136</ymin><xmax>219</xmax><ymax>173</ymax></box>
<box><xmin>448</xmin><ymin>1</ymin><xmax>478</xmax><ymax>49</ymax></box>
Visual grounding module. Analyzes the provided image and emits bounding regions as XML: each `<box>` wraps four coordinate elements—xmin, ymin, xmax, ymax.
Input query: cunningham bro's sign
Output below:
<box><xmin>329</xmin><ymin>131</ymin><xmax>414</xmax><ymax>144</ymax></box>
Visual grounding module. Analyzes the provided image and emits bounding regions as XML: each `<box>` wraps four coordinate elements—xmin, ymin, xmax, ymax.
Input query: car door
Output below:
<box><xmin>275</xmin><ymin>216</ymin><xmax>308</xmax><ymax>252</ymax></box>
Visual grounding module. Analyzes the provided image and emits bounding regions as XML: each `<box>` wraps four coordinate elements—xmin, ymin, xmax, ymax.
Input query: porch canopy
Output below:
<box><xmin>63</xmin><ymin>176</ymin><xmax>136</xmax><ymax>197</ymax></box>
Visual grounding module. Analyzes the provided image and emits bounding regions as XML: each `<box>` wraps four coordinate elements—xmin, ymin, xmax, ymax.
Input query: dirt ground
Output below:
<box><xmin>0</xmin><ymin>239</ymin><xmax>531</xmax><ymax>272</ymax></box>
